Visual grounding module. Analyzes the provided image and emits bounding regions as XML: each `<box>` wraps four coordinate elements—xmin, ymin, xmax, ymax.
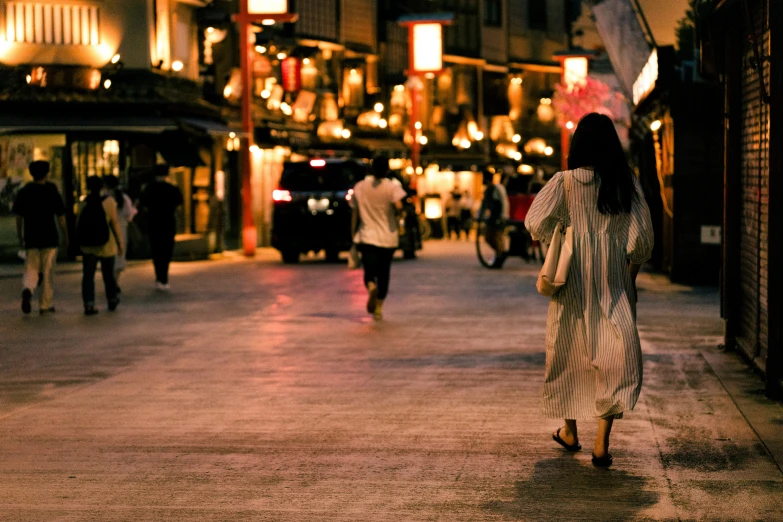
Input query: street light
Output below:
<box><xmin>398</xmin><ymin>13</ymin><xmax>453</xmax><ymax>188</ymax></box>
<box><xmin>553</xmin><ymin>49</ymin><xmax>595</xmax><ymax>169</ymax></box>
<box><xmin>233</xmin><ymin>0</ymin><xmax>298</xmax><ymax>256</ymax></box>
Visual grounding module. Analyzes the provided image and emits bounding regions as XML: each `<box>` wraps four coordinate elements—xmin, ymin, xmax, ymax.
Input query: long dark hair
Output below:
<box><xmin>567</xmin><ymin>113</ymin><xmax>635</xmax><ymax>215</ymax></box>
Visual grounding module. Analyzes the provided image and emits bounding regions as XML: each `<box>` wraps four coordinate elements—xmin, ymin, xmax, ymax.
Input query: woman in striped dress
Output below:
<box><xmin>525</xmin><ymin>113</ymin><xmax>654</xmax><ymax>467</ymax></box>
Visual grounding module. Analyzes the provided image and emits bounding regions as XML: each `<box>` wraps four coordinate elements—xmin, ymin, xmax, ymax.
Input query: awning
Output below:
<box><xmin>178</xmin><ymin>117</ymin><xmax>245</xmax><ymax>137</ymax></box>
<box><xmin>0</xmin><ymin>115</ymin><xmax>177</xmax><ymax>134</ymax></box>
<box><xmin>352</xmin><ymin>137</ymin><xmax>408</xmax><ymax>155</ymax></box>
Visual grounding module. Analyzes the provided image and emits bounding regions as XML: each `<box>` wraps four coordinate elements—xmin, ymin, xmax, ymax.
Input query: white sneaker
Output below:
<box><xmin>155</xmin><ymin>281</ymin><xmax>170</xmax><ymax>292</ymax></box>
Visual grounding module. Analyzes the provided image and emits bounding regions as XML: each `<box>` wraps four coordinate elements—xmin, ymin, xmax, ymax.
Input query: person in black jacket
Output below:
<box><xmin>139</xmin><ymin>164</ymin><xmax>183</xmax><ymax>291</ymax></box>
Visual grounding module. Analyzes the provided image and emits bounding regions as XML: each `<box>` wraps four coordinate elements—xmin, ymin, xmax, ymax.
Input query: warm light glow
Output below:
<box><xmin>280</xmin><ymin>102</ymin><xmax>292</xmax><ymax>115</ymax></box>
<box><xmin>303</xmin><ymin>58</ymin><xmax>310</xmax><ymax>65</ymax></box>
<box><xmin>564</xmin><ymin>56</ymin><xmax>589</xmax><ymax>90</ymax></box>
<box><xmin>261</xmin><ymin>89</ymin><xmax>271</xmax><ymax>99</ymax></box>
<box><xmin>345</xmin><ymin>188</ymin><xmax>354</xmax><ymax>201</ymax></box>
<box><xmin>379</xmin><ymin>119</ymin><xmax>388</xmax><ymax>129</ymax></box>
<box><xmin>459</xmin><ymin>139</ymin><xmax>471</xmax><ymax>149</ymax></box>
<box><xmin>249</xmin><ymin>144</ymin><xmax>261</xmax><ymax>153</ymax></box>
<box><xmin>255</xmin><ymin>45</ymin><xmax>267</xmax><ymax>53</ymax></box>
<box><xmin>207</xmin><ymin>27</ymin><xmax>215</xmax><ymax>34</ymax></box>
<box><xmin>406</xmin><ymin>166</ymin><xmax>415</xmax><ymax>175</ymax></box>
<box><xmin>566</xmin><ymin>121</ymin><xmax>575</xmax><ymax>130</ymax></box>
<box><xmin>540</xmin><ymin>98</ymin><xmax>551</xmax><ymax>105</ymax></box>
<box><xmin>374</xmin><ymin>102</ymin><xmax>384</xmax><ymax>113</ymax></box>
<box><xmin>25</xmin><ymin>75</ymin><xmax>31</xmax><ymax>84</ymax></box>
<box><xmin>519</xmin><ymin>164</ymin><xmax>535</xmax><ymax>175</ymax></box>
<box><xmin>248</xmin><ymin>0</ymin><xmax>288</xmax><ymax>15</ymax></box>
<box><xmin>350</xmin><ymin>68</ymin><xmax>357</xmax><ymax>76</ymax></box>
<box><xmin>341</xmin><ymin>128</ymin><xmax>352</xmax><ymax>139</ymax></box>
<box><xmin>650</xmin><ymin>119</ymin><xmax>662</xmax><ymax>132</ymax></box>
<box><xmin>514</xmin><ymin>152</ymin><xmax>522</xmax><ymax>161</ymax></box>
<box><xmin>261</xmin><ymin>19</ymin><xmax>276</xmax><ymax>26</ymax></box>
<box><xmin>171</xmin><ymin>60</ymin><xmax>184</xmax><ymax>72</ymax></box>
<box><xmin>223</xmin><ymin>85</ymin><xmax>233</xmax><ymax>98</ymax></box>
<box><xmin>412</xmin><ymin>23</ymin><xmax>443</xmax><ymax>73</ymax></box>
<box><xmin>103</xmin><ymin>79</ymin><xmax>111</xmax><ymax>89</ymax></box>
<box><xmin>416</xmin><ymin>166</ymin><xmax>424</xmax><ymax>175</ymax></box>
<box><xmin>634</xmin><ymin>48</ymin><xmax>659</xmax><ymax>106</ymax></box>
<box><xmin>229</xmin><ymin>132</ymin><xmax>236</xmax><ymax>139</ymax></box>
<box><xmin>512</xmin><ymin>134</ymin><xmax>521</xmax><ymax>143</ymax></box>
<box><xmin>424</xmin><ymin>198</ymin><xmax>443</xmax><ymax>219</ymax></box>
<box><xmin>415</xmin><ymin>121</ymin><xmax>422</xmax><ymax>130</ymax></box>
<box><xmin>394</xmin><ymin>84</ymin><xmax>405</xmax><ymax>92</ymax></box>
<box><xmin>475</xmin><ymin>131</ymin><xmax>484</xmax><ymax>141</ymax></box>
<box><xmin>111</xmin><ymin>54</ymin><xmax>121</xmax><ymax>64</ymax></box>
<box><xmin>544</xmin><ymin>146</ymin><xmax>554</xmax><ymax>156</ymax></box>
<box><xmin>272</xmin><ymin>189</ymin><xmax>293</xmax><ymax>202</ymax></box>
<box><xmin>310</xmin><ymin>159</ymin><xmax>327</xmax><ymax>167</ymax></box>
<box><xmin>419</xmin><ymin>136</ymin><xmax>428</xmax><ymax>145</ymax></box>
<box><xmin>511</xmin><ymin>77</ymin><xmax>523</xmax><ymax>85</ymax></box>
<box><xmin>277</xmin><ymin>52</ymin><xmax>286</xmax><ymax>60</ymax></box>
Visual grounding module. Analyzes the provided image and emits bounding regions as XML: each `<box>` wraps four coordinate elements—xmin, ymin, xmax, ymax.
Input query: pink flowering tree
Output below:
<box><xmin>552</xmin><ymin>76</ymin><xmax>614</xmax><ymax>130</ymax></box>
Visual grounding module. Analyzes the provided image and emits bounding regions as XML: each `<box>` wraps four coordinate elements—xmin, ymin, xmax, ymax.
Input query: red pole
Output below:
<box><xmin>410</xmin><ymin>77</ymin><xmax>420</xmax><ymax>183</ymax></box>
<box><xmin>239</xmin><ymin>0</ymin><xmax>257</xmax><ymax>257</ymax></box>
<box><xmin>561</xmin><ymin>128</ymin><xmax>569</xmax><ymax>170</ymax></box>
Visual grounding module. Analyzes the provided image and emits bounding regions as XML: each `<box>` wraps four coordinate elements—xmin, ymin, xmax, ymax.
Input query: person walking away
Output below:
<box><xmin>525</xmin><ymin>113</ymin><xmax>654</xmax><ymax>467</ymax></box>
<box><xmin>12</xmin><ymin>160</ymin><xmax>68</xmax><ymax>315</ymax></box>
<box><xmin>139</xmin><ymin>164</ymin><xmax>183</xmax><ymax>291</ymax></box>
<box><xmin>77</xmin><ymin>176</ymin><xmax>124</xmax><ymax>315</ymax></box>
<box><xmin>460</xmin><ymin>190</ymin><xmax>474</xmax><ymax>240</ymax></box>
<box><xmin>103</xmin><ymin>175</ymin><xmax>136</xmax><ymax>293</ymax></box>
<box><xmin>446</xmin><ymin>188</ymin><xmax>462</xmax><ymax>240</ymax></box>
<box><xmin>351</xmin><ymin>157</ymin><xmax>407</xmax><ymax>320</ymax></box>
<box><xmin>479</xmin><ymin>170</ymin><xmax>510</xmax><ymax>268</ymax></box>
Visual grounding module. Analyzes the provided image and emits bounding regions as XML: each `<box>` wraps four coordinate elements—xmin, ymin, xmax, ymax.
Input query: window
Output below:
<box><xmin>484</xmin><ymin>0</ymin><xmax>502</xmax><ymax>27</ymax></box>
<box><xmin>528</xmin><ymin>0</ymin><xmax>548</xmax><ymax>31</ymax></box>
<box><xmin>5</xmin><ymin>2</ymin><xmax>100</xmax><ymax>45</ymax></box>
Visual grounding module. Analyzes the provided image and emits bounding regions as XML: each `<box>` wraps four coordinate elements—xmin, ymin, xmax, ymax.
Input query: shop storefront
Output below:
<box><xmin>0</xmin><ymin>94</ymin><xmax>235</xmax><ymax>262</ymax></box>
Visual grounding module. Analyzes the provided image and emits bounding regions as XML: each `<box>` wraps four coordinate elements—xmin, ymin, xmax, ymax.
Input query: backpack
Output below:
<box><xmin>77</xmin><ymin>195</ymin><xmax>110</xmax><ymax>247</ymax></box>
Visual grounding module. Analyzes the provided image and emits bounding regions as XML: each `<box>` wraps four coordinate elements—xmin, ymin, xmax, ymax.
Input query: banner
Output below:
<box><xmin>590</xmin><ymin>0</ymin><xmax>652</xmax><ymax>98</ymax></box>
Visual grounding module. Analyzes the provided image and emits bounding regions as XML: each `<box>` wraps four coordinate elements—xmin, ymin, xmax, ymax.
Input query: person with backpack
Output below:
<box><xmin>77</xmin><ymin>176</ymin><xmax>124</xmax><ymax>315</ymax></box>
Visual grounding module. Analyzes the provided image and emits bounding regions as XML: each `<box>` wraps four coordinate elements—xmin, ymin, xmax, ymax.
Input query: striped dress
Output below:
<box><xmin>525</xmin><ymin>169</ymin><xmax>654</xmax><ymax>420</ymax></box>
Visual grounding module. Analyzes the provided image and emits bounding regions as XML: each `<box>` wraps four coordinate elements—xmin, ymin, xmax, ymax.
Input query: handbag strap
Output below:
<box><xmin>563</xmin><ymin>171</ymin><xmax>572</xmax><ymax>227</ymax></box>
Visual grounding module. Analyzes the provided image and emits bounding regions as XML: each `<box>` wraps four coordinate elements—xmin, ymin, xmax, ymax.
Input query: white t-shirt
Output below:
<box><xmin>352</xmin><ymin>176</ymin><xmax>407</xmax><ymax>248</ymax></box>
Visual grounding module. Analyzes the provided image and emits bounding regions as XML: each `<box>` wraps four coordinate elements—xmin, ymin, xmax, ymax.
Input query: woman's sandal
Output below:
<box><xmin>552</xmin><ymin>427</ymin><xmax>582</xmax><ymax>452</ymax></box>
<box><xmin>591</xmin><ymin>453</ymin><xmax>613</xmax><ymax>467</ymax></box>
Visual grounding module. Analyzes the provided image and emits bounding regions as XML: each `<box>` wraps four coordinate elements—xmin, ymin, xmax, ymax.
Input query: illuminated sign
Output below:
<box><xmin>248</xmin><ymin>0</ymin><xmax>288</xmax><ymax>14</ymax></box>
<box><xmin>563</xmin><ymin>57</ymin><xmax>588</xmax><ymax>90</ymax></box>
<box><xmin>412</xmin><ymin>23</ymin><xmax>443</xmax><ymax>73</ymax></box>
<box><xmin>633</xmin><ymin>48</ymin><xmax>659</xmax><ymax>106</ymax></box>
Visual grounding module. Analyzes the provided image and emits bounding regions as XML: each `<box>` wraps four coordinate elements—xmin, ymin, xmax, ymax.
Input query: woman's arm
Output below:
<box><xmin>108</xmin><ymin>204</ymin><xmax>124</xmax><ymax>254</ymax></box>
<box><xmin>524</xmin><ymin>172</ymin><xmax>566</xmax><ymax>242</ymax></box>
<box><xmin>627</xmin><ymin>177</ymin><xmax>654</xmax><ymax>265</ymax></box>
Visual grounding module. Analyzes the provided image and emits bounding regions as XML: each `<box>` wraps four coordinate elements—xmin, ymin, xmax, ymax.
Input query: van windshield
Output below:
<box><xmin>280</xmin><ymin>162</ymin><xmax>364</xmax><ymax>191</ymax></box>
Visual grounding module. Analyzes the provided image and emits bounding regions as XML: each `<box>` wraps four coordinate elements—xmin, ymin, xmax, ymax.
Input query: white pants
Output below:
<box><xmin>23</xmin><ymin>248</ymin><xmax>58</xmax><ymax>310</ymax></box>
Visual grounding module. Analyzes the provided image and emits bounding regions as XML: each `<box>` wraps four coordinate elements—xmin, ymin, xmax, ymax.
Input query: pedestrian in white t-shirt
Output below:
<box><xmin>351</xmin><ymin>158</ymin><xmax>407</xmax><ymax>320</ymax></box>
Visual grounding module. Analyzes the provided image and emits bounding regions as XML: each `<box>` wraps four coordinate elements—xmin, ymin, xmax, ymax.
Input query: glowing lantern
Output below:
<box><xmin>563</xmin><ymin>57</ymin><xmax>588</xmax><ymax>91</ymax></box>
<box><xmin>248</xmin><ymin>0</ymin><xmax>288</xmax><ymax>14</ymax></box>
<box><xmin>412</xmin><ymin>24</ymin><xmax>444</xmax><ymax>73</ymax></box>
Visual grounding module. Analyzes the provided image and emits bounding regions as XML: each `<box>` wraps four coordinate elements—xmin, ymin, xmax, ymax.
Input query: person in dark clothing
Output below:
<box><xmin>139</xmin><ymin>164</ymin><xmax>183</xmax><ymax>291</ymax></box>
<box><xmin>12</xmin><ymin>160</ymin><xmax>68</xmax><ymax>315</ymax></box>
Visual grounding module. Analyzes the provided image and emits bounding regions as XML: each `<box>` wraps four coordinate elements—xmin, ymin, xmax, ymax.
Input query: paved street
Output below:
<box><xmin>0</xmin><ymin>241</ymin><xmax>782</xmax><ymax>521</ymax></box>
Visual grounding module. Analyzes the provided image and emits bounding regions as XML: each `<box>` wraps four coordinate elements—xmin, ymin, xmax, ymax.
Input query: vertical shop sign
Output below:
<box><xmin>281</xmin><ymin>57</ymin><xmax>301</xmax><ymax>92</ymax></box>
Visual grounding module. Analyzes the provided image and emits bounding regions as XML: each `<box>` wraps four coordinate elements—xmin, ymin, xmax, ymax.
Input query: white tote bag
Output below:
<box><xmin>536</xmin><ymin>173</ymin><xmax>573</xmax><ymax>297</ymax></box>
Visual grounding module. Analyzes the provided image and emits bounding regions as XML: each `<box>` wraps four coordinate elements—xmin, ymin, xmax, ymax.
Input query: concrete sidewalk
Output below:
<box><xmin>0</xmin><ymin>241</ymin><xmax>781</xmax><ymax>520</ymax></box>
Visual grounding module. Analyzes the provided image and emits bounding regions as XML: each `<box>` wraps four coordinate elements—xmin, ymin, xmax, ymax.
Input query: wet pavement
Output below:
<box><xmin>0</xmin><ymin>241</ymin><xmax>781</xmax><ymax>521</ymax></box>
